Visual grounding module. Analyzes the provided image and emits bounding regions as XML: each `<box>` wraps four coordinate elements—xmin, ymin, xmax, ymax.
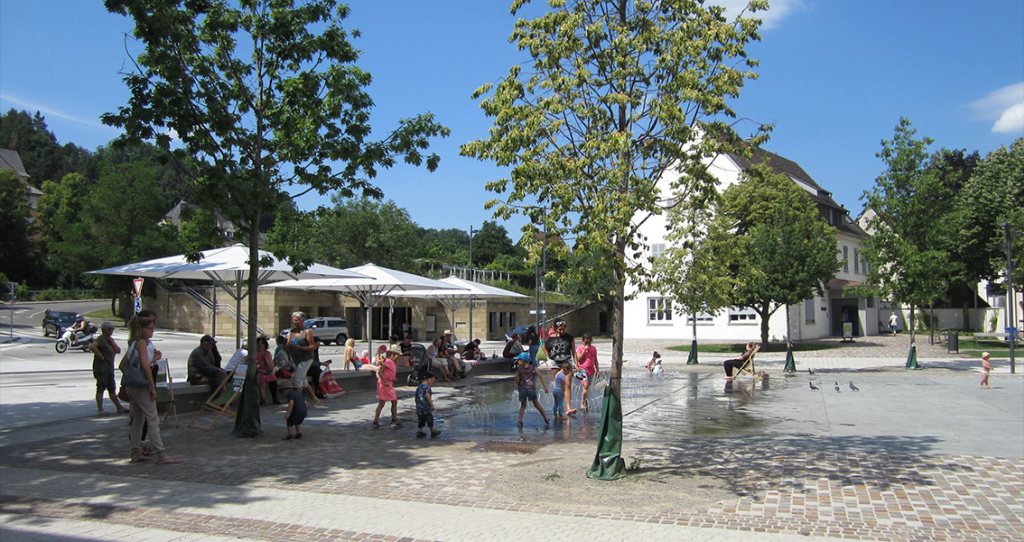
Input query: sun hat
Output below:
<box><xmin>387</xmin><ymin>344</ymin><xmax>403</xmax><ymax>355</ymax></box>
<box><xmin>515</xmin><ymin>352</ymin><xmax>531</xmax><ymax>361</ymax></box>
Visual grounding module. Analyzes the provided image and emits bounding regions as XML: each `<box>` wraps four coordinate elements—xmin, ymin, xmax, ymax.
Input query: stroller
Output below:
<box><xmin>406</xmin><ymin>343</ymin><xmax>432</xmax><ymax>386</ymax></box>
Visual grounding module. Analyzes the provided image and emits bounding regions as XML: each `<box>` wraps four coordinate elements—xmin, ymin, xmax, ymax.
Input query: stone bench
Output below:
<box><xmin>971</xmin><ymin>332</ymin><xmax>1021</xmax><ymax>349</ymax></box>
<box><xmin>159</xmin><ymin>358</ymin><xmax>511</xmax><ymax>415</ymax></box>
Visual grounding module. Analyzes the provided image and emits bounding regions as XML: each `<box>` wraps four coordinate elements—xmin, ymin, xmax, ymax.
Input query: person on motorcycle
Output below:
<box><xmin>70</xmin><ymin>318</ymin><xmax>90</xmax><ymax>346</ymax></box>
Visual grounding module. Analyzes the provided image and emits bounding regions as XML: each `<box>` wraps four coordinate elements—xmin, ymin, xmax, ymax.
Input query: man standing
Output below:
<box><xmin>188</xmin><ymin>335</ymin><xmax>227</xmax><ymax>392</ymax></box>
<box><xmin>90</xmin><ymin>322</ymin><xmax>127</xmax><ymax>415</ymax></box>
<box><xmin>541</xmin><ymin>319</ymin><xmax>579</xmax><ymax>414</ymax></box>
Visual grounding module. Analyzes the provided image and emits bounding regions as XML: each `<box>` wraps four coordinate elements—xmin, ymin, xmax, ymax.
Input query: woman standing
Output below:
<box><xmin>287</xmin><ymin>312</ymin><xmax>318</xmax><ymax>407</ymax></box>
<box><xmin>575</xmin><ymin>333</ymin><xmax>599</xmax><ymax>412</ymax></box>
<box><xmin>525</xmin><ymin>325</ymin><xmax>540</xmax><ymax>366</ymax></box>
<box><xmin>256</xmin><ymin>336</ymin><xmax>279</xmax><ymax>405</ymax></box>
<box><xmin>121</xmin><ymin>313</ymin><xmax>179</xmax><ymax>464</ymax></box>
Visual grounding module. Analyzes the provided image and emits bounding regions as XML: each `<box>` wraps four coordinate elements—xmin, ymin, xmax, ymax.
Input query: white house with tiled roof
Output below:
<box><xmin>624</xmin><ymin>148</ymin><xmax>879</xmax><ymax>342</ymax></box>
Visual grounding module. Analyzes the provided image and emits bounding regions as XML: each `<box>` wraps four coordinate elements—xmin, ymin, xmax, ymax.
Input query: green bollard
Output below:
<box><xmin>687</xmin><ymin>340</ymin><xmax>699</xmax><ymax>365</ymax></box>
<box><xmin>586</xmin><ymin>383</ymin><xmax>626</xmax><ymax>481</ymax></box>
<box><xmin>905</xmin><ymin>343</ymin><xmax>921</xmax><ymax>370</ymax></box>
<box><xmin>784</xmin><ymin>344</ymin><xmax>796</xmax><ymax>373</ymax></box>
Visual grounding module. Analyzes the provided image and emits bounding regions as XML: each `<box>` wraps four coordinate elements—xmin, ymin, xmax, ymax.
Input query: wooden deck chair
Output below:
<box><xmin>736</xmin><ymin>345</ymin><xmax>763</xmax><ymax>380</ymax></box>
<box><xmin>154</xmin><ymin>359</ymin><xmax>178</xmax><ymax>428</ymax></box>
<box><xmin>188</xmin><ymin>366</ymin><xmax>243</xmax><ymax>430</ymax></box>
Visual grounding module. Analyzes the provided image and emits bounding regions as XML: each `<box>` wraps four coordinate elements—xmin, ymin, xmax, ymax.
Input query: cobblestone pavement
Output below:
<box><xmin>1</xmin><ymin>338</ymin><xmax>1021</xmax><ymax>542</ymax></box>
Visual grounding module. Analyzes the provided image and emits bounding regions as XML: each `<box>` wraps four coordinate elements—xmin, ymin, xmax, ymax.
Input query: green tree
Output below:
<box><xmin>83</xmin><ymin>161</ymin><xmax>181</xmax><ymax>294</ymax></box>
<box><xmin>38</xmin><ymin>173</ymin><xmax>96</xmax><ymax>289</ymax></box>
<box><xmin>707</xmin><ymin>164</ymin><xmax>840</xmax><ymax>347</ymax></box>
<box><xmin>471</xmin><ymin>221</ymin><xmax>516</xmax><ymax>267</ymax></box>
<box><xmin>104</xmin><ymin>0</ymin><xmax>449</xmax><ymax>436</ymax></box>
<box><xmin>267</xmin><ymin>197</ymin><xmax>422</xmax><ymax>272</ymax></box>
<box><xmin>953</xmin><ymin>138</ymin><xmax>1024</xmax><ymax>289</ymax></box>
<box><xmin>0</xmin><ymin>109</ymin><xmax>95</xmax><ymax>186</ymax></box>
<box><xmin>0</xmin><ymin>170</ymin><xmax>36</xmax><ymax>284</ymax></box>
<box><xmin>461</xmin><ymin>0</ymin><xmax>769</xmax><ymax>397</ymax></box>
<box><xmin>656</xmin><ymin>201</ymin><xmax>739</xmax><ymax>340</ymax></box>
<box><xmin>860</xmin><ymin>118</ymin><xmax>955</xmax><ymax>345</ymax></box>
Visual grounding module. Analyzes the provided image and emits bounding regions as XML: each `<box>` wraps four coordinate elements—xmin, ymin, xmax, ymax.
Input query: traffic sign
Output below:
<box><xmin>134</xmin><ymin>297</ymin><xmax>142</xmax><ymax>313</ymax></box>
<box><xmin>133</xmin><ymin>278</ymin><xmax>144</xmax><ymax>297</ymax></box>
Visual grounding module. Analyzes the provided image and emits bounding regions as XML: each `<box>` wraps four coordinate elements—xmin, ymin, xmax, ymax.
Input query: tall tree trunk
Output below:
<box><xmin>758</xmin><ymin>303</ymin><xmax>770</xmax><ymax>348</ymax></box>
<box><xmin>610</xmin><ymin>235</ymin><xmax>626</xmax><ymax>397</ymax></box>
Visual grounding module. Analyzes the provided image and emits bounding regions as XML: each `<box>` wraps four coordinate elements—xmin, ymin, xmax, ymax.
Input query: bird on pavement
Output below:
<box><xmin>849</xmin><ymin>381</ymin><xmax>860</xmax><ymax>391</ymax></box>
<box><xmin>809</xmin><ymin>382</ymin><xmax>820</xmax><ymax>391</ymax></box>
<box><xmin>808</xmin><ymin>368</ymin><xmax>815</xmax><ymax>375</ymax></box>
<box><xmin>834</xmin><ymin>381</ymin><xmax>841</xmax><ymax>393</ymax></box>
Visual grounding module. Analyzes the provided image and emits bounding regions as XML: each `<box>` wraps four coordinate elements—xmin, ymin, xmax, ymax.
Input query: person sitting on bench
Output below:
<box><xmin>724</xmin><ymin>342</ymin><xmax>757</xmax><ymax>381</ymax></box>
<box><xmin>188</xmin><ymin>335</ymin><xmax>228</xmax><ymax>392</ymax></box>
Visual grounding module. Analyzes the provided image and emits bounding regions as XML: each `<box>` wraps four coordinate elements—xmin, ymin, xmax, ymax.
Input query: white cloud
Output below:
<box><xmin>968</xmin><ymin>83</ymin><xmax>1024</xmax><ymax>133</ymax></box>
<box><xmin>714</xmin><ymin>0</ymin><xmax>802</xmax><ymax>30</ymax></box>
<box><xmin>0</xmin><ymin>94</ymin><xmax>112</xmax><ymax>129</ymax></box>
<box><xmin>992</xmin><ymin>102</ymin><xmax>1024</xmax><ymax>134</ymax></box>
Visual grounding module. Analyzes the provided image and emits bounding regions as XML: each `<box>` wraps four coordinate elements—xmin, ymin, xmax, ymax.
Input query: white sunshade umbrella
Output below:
<box><xmin>388</xmin><ymin>276</ymin><xmax>528</xmax><ymax>343</ymax></box>
<box><xmin>261</xmin><ymin>263</ymin><xmax>465</xmax><ymax>353</ymax></box>
<box><xmin>87</xmin><ymin>244</ymin><xmax>371</xmax><ymax>347</ymax></box>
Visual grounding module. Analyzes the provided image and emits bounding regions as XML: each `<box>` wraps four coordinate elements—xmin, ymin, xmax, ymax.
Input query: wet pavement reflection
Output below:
<box><xmin>433</xmin><ymin>368</ymin><xmax>786</xmax><ymax>445</ymax></box>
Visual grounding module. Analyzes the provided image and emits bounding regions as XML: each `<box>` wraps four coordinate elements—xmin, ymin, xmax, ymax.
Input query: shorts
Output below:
<box><xmin>287</xmin><ymin>411</ymin><xmax>306</xmax><ymax>427</ymax></box>
<box><xmin>94</xmin><ymin>370</ymin><xmax>115</xmax><ymax>394</ymax></box>
<box><xmin>417</xmin><ymin>411</ymin><xmax>434</xmax><ymax>429</ymax></box>
<box><xmin>518</xmin><ymin>388</ymin><xmax>538</xmax><ymax>402</ymax></box>
<box><xmin>553</xmin><ymin>359</ymin><xmax>573</xmax><ymax>370</ymax></box>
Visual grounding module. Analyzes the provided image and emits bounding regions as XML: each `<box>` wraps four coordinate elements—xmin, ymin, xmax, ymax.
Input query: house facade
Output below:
<box><xmin>624</xmin><ymin>148</ymin><xmax>878</xmax><ymax>342</ymax></box>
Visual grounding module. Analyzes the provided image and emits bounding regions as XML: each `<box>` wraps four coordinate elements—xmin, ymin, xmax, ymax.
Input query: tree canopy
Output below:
<box><xmin>461</xmin><ymin>0</ymin><xmax>769</xmax><ymax>394</ymax></box>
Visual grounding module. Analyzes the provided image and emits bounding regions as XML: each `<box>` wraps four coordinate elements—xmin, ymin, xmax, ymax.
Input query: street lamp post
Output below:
<box><xmin>468</xmin><ymin>226</ymin><xmax>478</xmax><ymax>280</ymax></box>
<box><xmin>1003</xmin><ymin>222</ymin><xmax>1016</xmax><ymax>374</ymax></box>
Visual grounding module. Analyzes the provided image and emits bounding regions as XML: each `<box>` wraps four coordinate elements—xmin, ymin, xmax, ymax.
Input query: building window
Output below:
<box><xmin>804</xmin><ymin>299</ymin><xmax>816</xmax><ymax>323</ymax></box>
<box><xmin>866</xmin><ymin>296</ymin><xmax>875</xmax><ymax>308</ymax></box>
<box><xmin>648</xmin><ymin>297</ymin><xmax>673</xmax><ymax>323</ymax></box>
<box><xmin>499</xmin><ymin>312</ymin><xmax>506</xmax><ymax>327</ymax></box>
<box><xmin>651</xmin><ymin>243</ymin><xmax>666</xmax><ymax>261</ymax></box>
<box><xmin>509</xmin><ymin>313</ymin><xmax>517</xmax><ymax>328</ymax></box>
<box><xmin>686</xmin><ymin>312</ymin><xmax>714</xmax><ymax>323</ymax></box>
<box><xmin>488</xmin><ymin>312</ymin><xmax>497</xmax><ymax>333</ymax></box>
<box><xmin>842</xmin><ymin>245</ymin><xmax>849</xmax><ymax>273</ymax></box>
<box><xmin>854</xmin><ymin>249</ymin><xmax>859</xmax><ymax>274</ymax></box>
<box><xmin>728</xmin><ymin>306</ymin><xmax>757</xmax><ymax>323</ymax></box>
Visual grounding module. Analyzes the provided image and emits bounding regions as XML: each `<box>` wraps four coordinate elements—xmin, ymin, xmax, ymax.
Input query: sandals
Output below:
<box><xmin>430</xmin><ymin>430</ymin><xmax>441</xmax><ymax>438</ymax></box>
<box><xmin>371</xmin><ymin>422</ymin><xmax>381</xmax><ymax>429</ymax></box>
<box><xmin>416</xmin><ymin>431</ymin><xmax>427</xmax><ymax>438</ymax></box>
<box><xmin>517</xmin><ymin>421</ymin><xmax>523</xmax><ymax>428</ymax></box>
<box><xmin>130</xmin><ymin>452</ymin><xmax>150</xmax><ymax>463</ymax></box>
<box><xmin>157</xmin><ymin>455</ymin><xmax>181</xmax><ymax>465</ymax></box>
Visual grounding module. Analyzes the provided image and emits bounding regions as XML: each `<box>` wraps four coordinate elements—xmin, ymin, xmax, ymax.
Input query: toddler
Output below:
<box><xmin>416</xmin><ymin>371</ymin><xmax>441</xmax><ymax>438</ymax></box>
<box><xmin>283</xmin><ymin>387</ymin><xmax>307</xmax><ymax>440</ymax></box>
<box><xmin>981</xmin><ymin>352</ymin><xmax>993</xmax><ymax>389</ymax></box>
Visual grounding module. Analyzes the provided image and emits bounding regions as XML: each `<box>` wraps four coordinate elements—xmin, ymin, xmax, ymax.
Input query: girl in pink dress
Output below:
<box><xmin>372</xmin><ymin>344</ymin><xmax>402</xmax><ymax>429</ymax></box>
<box><xmin>575</xmin><ymin>333</ymin><xmax>599</xmax><ymax>412</ymax></box>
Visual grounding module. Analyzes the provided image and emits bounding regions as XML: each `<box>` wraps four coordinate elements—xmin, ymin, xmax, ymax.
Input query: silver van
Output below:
<box><xmin>280</xmin><ymin>317</ymin><xmax>349</xmax><ymax>345</ymax></box>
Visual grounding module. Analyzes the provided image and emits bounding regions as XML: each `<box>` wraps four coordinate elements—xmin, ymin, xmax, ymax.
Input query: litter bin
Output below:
<box><xmin>947</xmin><ymin>331</ymin><xmax>958</xmax><ymax>354</ymax></box>
<box><xmin>1006</xmin><ymin>327</ymin><xmax>1019</xmax><ymax>341</ymax></box>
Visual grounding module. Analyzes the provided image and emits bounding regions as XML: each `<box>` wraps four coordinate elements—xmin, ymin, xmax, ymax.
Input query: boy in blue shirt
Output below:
<box><xmin>416</xmin><ymin>371</ymin><xmax>441</xmax><ymax>438</ymax></box>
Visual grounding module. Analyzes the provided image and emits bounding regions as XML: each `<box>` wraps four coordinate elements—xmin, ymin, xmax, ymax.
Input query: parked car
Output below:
<box><xmin>279</xmin><ymin>317</ymin><xmax>349</xmax><ymax>345</ymax></box>
<box><xmin>42</xmin><ymin>310</ymin><xmax>81</xmax><ymax>338</ymax></box>
<box><xmin>504</xmin><ymin>324</ymin><xmax>532</xmax><ymax>342</ymax></box>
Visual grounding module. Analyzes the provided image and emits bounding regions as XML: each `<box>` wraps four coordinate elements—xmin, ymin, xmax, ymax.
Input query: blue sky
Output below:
<box><xmin>2</xmin><ymin>0</ymin><xmax>1022</xmax><ymax>239</ymax></box>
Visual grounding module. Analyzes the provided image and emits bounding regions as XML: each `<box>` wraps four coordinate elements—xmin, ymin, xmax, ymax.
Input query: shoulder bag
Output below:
<box><xmin>120</xmin><ymin>342</ymin><xmax>151</xmax><ymax>388</ymax></box>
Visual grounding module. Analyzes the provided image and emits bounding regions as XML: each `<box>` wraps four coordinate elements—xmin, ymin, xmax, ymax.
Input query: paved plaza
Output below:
<box><xmin>1</xmin><ymin>334</ymin><xmax>1021</xmax><ymax>542</ymax></box>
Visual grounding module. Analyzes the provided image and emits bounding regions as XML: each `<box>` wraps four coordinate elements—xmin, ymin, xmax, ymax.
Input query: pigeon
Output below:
<box><xmin>834</xmin><ymin>381</ymin><xmax>841</xmax><ymax>393</ymax></box>
<box><xmin>809</xmin><ymin>381</ymin><xmax>820</xmax><ymax>391</ymax></box>
<box><xmin>808</xmin><ymin>368</ymin><xmax>815</xmax><ymax>375</ymax></box>
<box><xmin>849</xmin><ymin>381</ymin><xmax>859</xmax><ymax>392</ymax></box>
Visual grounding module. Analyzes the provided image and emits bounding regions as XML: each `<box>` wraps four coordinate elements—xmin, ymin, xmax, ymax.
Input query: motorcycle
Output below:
<box><xmin>55</xmin><ymin>324</ymin><xmax>97</xmax><ymax>353</ymax></box>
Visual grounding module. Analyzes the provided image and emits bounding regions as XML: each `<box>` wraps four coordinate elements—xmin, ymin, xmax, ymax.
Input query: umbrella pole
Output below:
<box><xmin>235</xmin><ymin>271</ymin><xmax>243</xmax><ymax>351</ymax></box>
<box><xmin>212</xmin><ymin>281</ymin><xmax>217</xmax><ymax>338</ymax></box>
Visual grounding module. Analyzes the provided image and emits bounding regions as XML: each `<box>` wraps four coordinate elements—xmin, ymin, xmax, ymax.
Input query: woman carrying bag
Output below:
<box><xmin>120</xmin><ymin>313</ymin><xmax>180</xmax><ymax>465</ymax></box>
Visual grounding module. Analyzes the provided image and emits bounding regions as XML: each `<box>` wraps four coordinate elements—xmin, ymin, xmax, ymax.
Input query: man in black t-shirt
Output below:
<box><xmin>541</xmin><ymin>319</ymin><xmax>579</xmax><ymax>415</ymax></box>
